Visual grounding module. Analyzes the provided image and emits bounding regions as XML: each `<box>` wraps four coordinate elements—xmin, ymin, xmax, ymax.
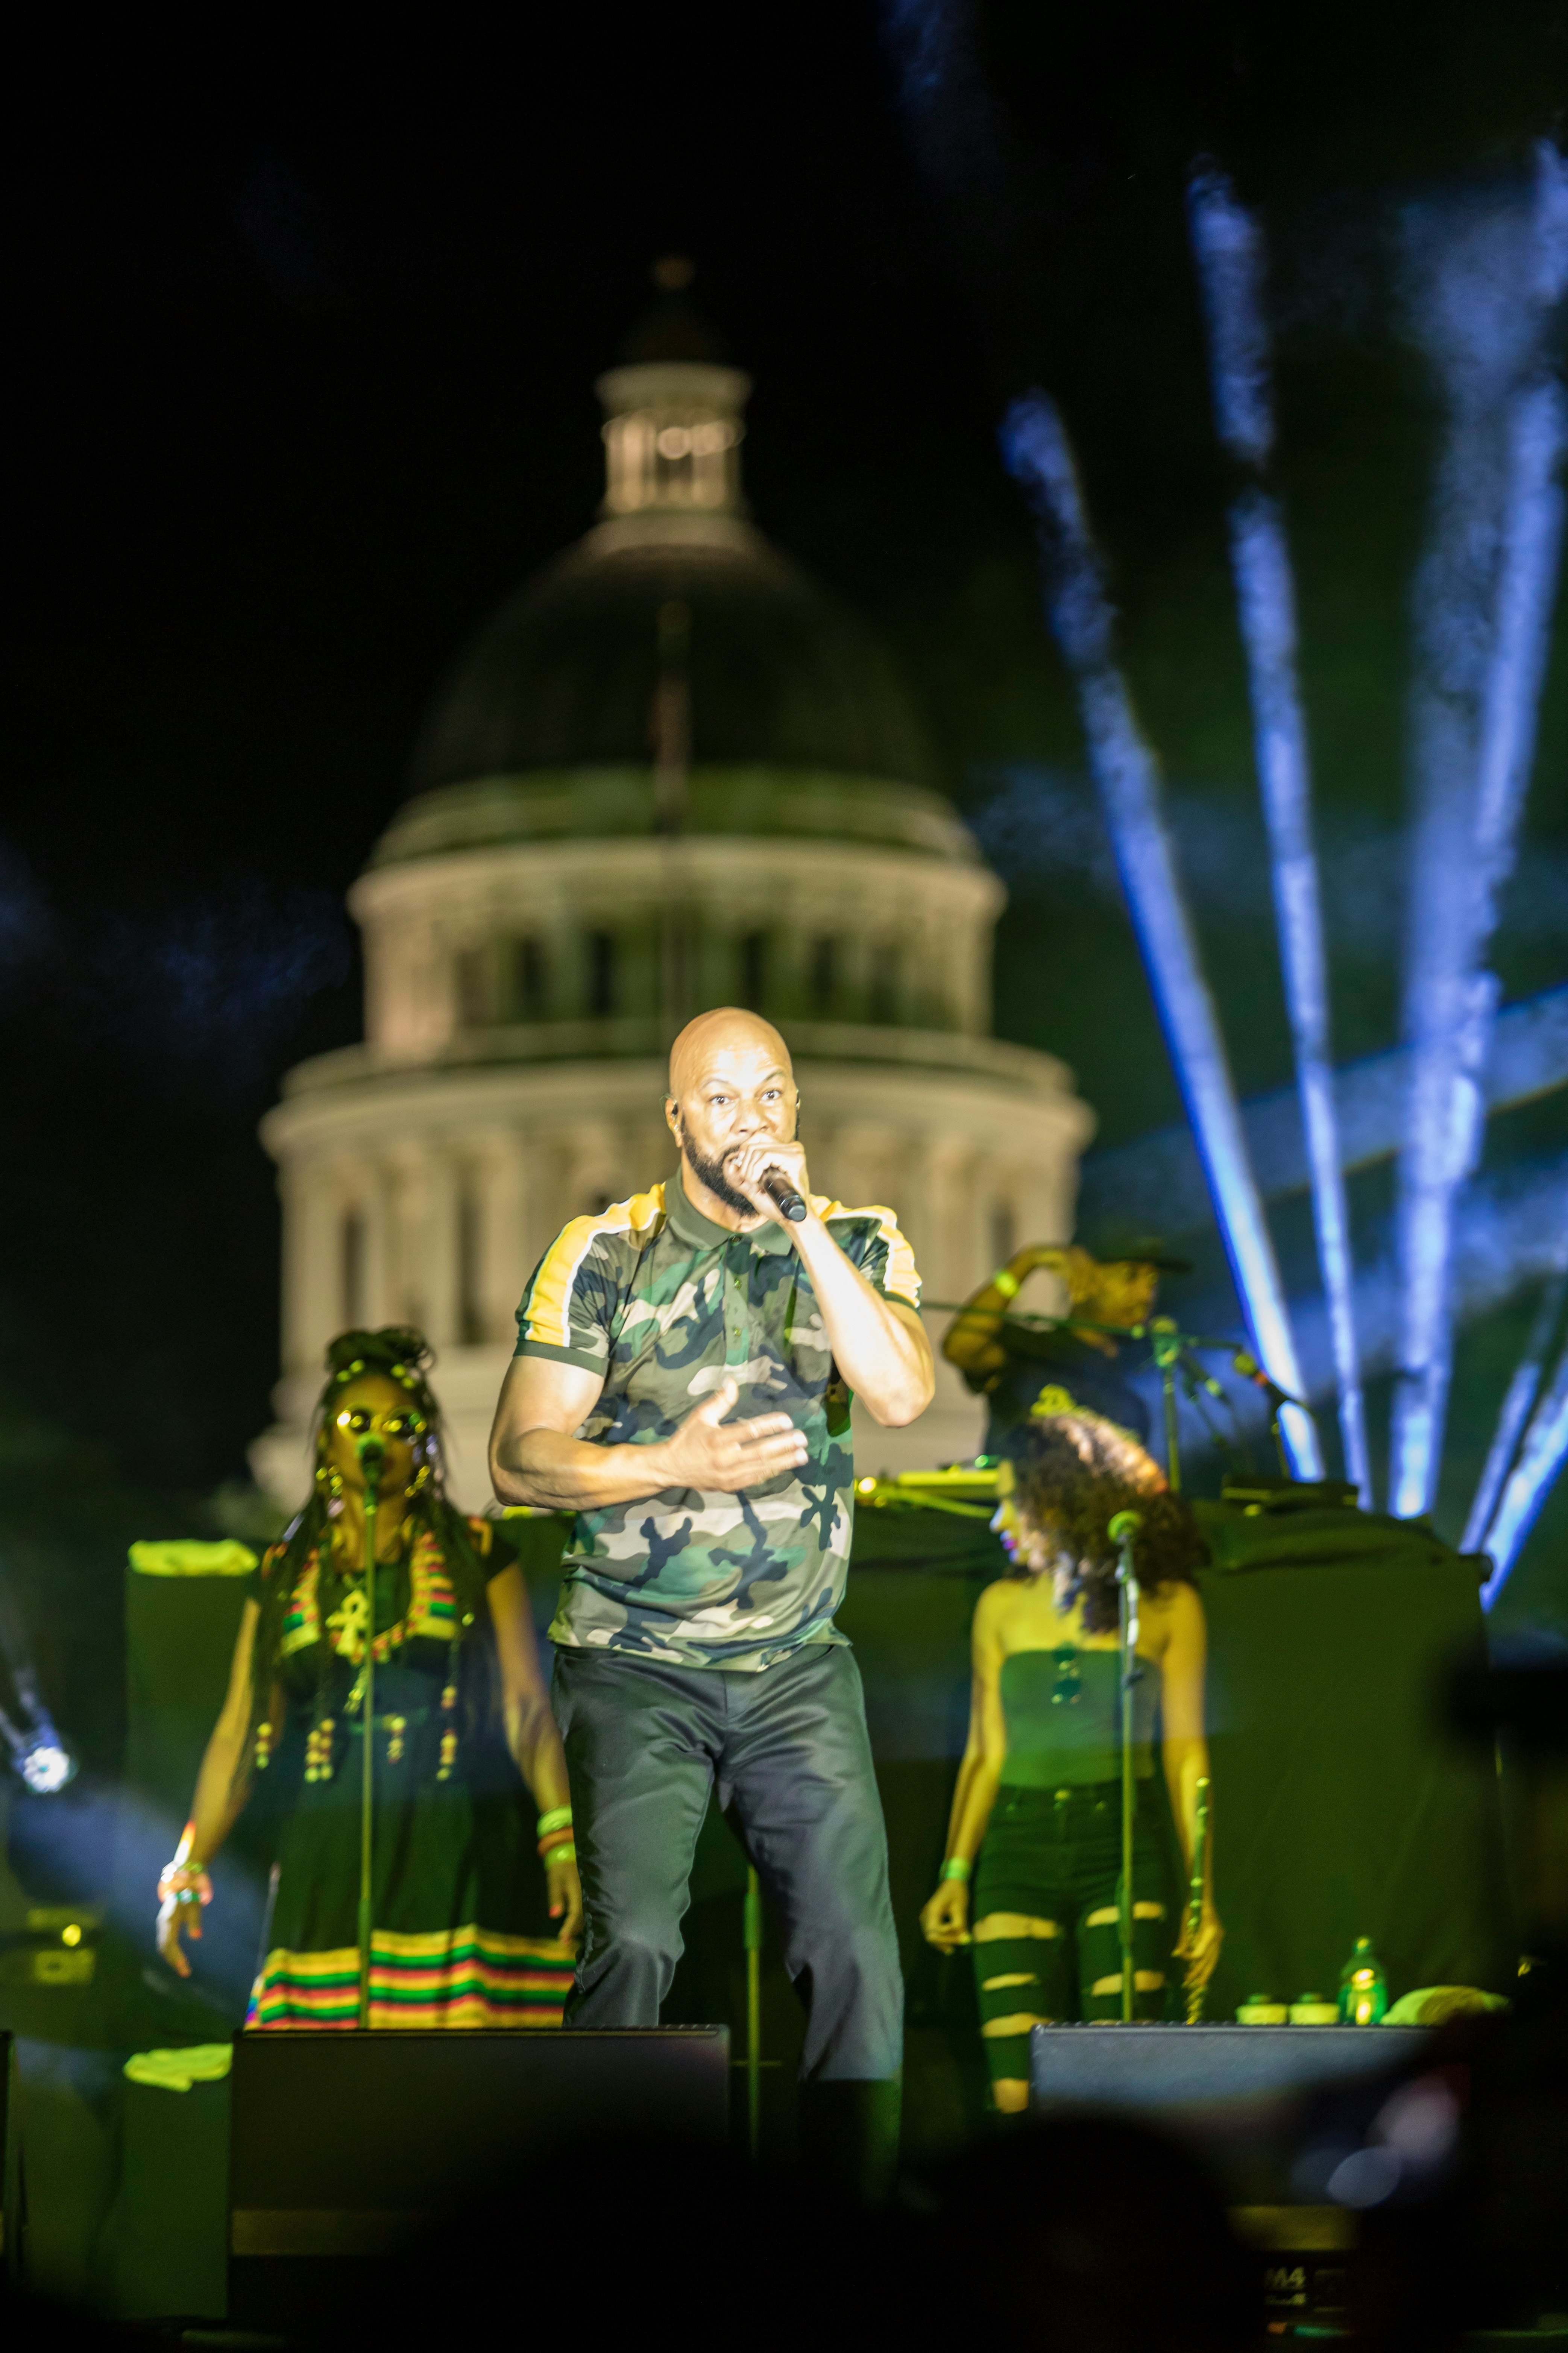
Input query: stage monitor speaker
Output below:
<box><xmin>229</xmin><ymin>2026</ymin><xmax>729</xmax><ymax>2330</ymax></box>
<box><xmin>1031</xmin><ymin>2023</ymin><xmax>1434</xmax><ymax>2329</ymax></box>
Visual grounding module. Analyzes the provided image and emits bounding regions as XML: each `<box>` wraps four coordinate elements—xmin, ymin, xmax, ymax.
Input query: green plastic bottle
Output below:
<box><xmin>1338</xmin><ymin>1936</ymin><xmax>1388</xmax><ymax>2025</ymax></box>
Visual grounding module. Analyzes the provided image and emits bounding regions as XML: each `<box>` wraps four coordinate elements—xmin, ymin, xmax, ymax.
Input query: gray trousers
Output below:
<box><xmin>551</xmin><ymin>1642</ymin><xmax>903</xmax><ymax>2081</ymax></box>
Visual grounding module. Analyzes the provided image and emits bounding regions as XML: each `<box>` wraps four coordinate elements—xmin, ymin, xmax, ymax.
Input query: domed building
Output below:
<box><xmin>253</xmin><ymin>289</ymin><xmax>1094</xmax><ymax>1504</ymax></box>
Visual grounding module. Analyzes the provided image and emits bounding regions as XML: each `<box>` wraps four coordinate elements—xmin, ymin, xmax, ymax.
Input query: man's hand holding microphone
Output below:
<box><xmin>724</xmin><ymin>1136</ymin><xmax>811</xmax><ymax>1227</ymax></box>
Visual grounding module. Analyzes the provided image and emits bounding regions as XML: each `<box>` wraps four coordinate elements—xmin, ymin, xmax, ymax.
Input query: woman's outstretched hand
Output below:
<box><xmin>155</xmin><ymin>1864</ymin><xmax>213</xmax><ymax>1978</ymax></box>
<box><xmin>919</xmin><ymin>1879</ymin><xmax>972</xmax><ymax>1952</ymax></box>
<box><xmin>1175</xmin><ymin>1901</ymin><xmax>1223</xmax><ymax>1993</ymax></box>
<box><xmin>546</xmin><ymin>1855</ymin><xmax>583</xmax><ymax>1953</ymax></box>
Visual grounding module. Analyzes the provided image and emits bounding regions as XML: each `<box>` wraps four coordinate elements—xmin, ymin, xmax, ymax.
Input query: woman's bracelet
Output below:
<box><xmin>536</xmin><ymin>1805</ymin><xmax>573</xmax><ymax>1837</ymax></box>
<box><xmin>538</xmin><ymin>1826</ymin><xmax>576</xmax><ymax>1859</ymax></box>
<box><xmin>939</xmin><ymin>1857</ymin><xmax>971</xmax><ymax>1882</ymax></box>
<box><xmin>543</xmin><ymin>1843</ymin><xmax>577</xmax><ymax>1868</ymax></box>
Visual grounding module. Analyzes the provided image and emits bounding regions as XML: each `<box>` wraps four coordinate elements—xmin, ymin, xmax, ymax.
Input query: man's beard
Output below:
<box><xmin>679</xmin><ymin>1129</ymin><xmax>761</xmax><ymax>1216</ymax></box>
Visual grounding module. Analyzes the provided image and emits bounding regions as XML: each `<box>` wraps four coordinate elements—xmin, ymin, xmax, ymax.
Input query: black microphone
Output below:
<box><xmin>760</xmin><ymin>1168</ymin><xmax>808</xmax><ymax>1223</ymax></box>
<box><xmin>357</xmin><ymin>1433</ymin><xmax>387</xmax><ymax>1494</ymax></box>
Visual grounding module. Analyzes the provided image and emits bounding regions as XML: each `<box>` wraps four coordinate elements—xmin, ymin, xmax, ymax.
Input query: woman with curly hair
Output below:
<box><xmin>920</xmin><ymin>1411</ymin><xmax>1222</xmax><ymax>2111</ymax></box>
<box><xmin>156</xmin><ymin>1328</ymin><xmax>581</xmax><ymax>2029</ymax></box>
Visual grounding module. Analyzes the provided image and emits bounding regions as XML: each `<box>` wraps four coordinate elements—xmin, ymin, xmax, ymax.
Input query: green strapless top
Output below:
<box><xmin>998</xmin><ymin>1648</ymin><xmax>1159</xmax><ymax>1788</ymax></box>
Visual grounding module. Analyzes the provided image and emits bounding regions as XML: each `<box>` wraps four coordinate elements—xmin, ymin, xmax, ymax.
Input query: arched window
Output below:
<box><xmin>457</xmin><ymin>1181</ymin><xmax>485</xmax><ymax>1345</ymax></box>
<box><xmin>990</xmin><ymin>1202</ymin><xmax>1016</xmax><ymax>1270</ymax></box>
<box><xmin>587</xmin><ymin>930</ymin><xmax>617</xmax><ymax>1016</ymax></box>
<box><xmin>809</xmin><ymin>936</ymin><xmax>837</xmax><ymax>1017</ymax></box>
<box><xmin>739</xmin><ymin>930</ymin><xmax>767</xmax><ymax>1012</ymax></box>
<box><xmin>454</xmin><ymin>946</ymin><xmax>489</xmax><ymax>1029</ymax></box>
<box><xmin>869</xmin><ymin>945</ymin><xmax>901</xmax><ymax>1027</ymax></box>
<box><xmin>507</xmin><ymin>934</ymin><xmax>548</xmax><ymax>1022</ymax></box>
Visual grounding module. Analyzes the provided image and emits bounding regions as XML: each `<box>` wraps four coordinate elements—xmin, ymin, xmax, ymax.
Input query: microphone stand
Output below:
<box><xmin>1148</xmin><ymin>1318</ymin><xmax>1184</xmax><ymax>1493</ymax></box>
<box><xmin>355</xmin><ymin>1436</ymin><xmax>385</xmax><ymax>2030</ymax></box>
<box><xmin>1108</xmin><ymin>1510</ymin><xmax>1143</xmax><ymax>2023</ymax></box>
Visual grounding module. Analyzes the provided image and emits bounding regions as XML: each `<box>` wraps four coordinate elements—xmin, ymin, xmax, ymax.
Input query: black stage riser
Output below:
<box><xmin>229</xmin><ymin>2026</ymin><xmax>728</xmax><ymax>2330</ymax></box>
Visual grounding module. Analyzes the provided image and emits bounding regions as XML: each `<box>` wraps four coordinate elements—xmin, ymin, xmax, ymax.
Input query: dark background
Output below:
<box><xmin>4</xmin><ymin>2</ymin><xmax>1566</xmax><ymax>1761</ymax></box>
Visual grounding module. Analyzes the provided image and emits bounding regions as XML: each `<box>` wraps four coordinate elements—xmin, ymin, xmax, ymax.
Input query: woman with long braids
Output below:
<box><xmin>156</xmin><ymin>1328</ymin><xmax>581</xmax><ymax>2028</ymax></box>
<box><xmin>920</xmin><ymin>1410</ymin><xmax>1222</xmax><ymax>2112</ymax></box>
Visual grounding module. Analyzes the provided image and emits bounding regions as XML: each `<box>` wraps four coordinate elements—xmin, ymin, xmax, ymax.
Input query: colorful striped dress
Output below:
<box><xmin>244</xmin><ymin>1515</ymin><xmax>575</xmax><ymax>2031</ymax></box>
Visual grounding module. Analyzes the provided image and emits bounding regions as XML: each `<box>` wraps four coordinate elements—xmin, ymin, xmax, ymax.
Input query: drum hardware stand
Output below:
<box><xmin>1108</xmin><ymin>1509</ymin><xmax>1144</xmax><ymax>2023</ymax></box>
<box><xmin>354</xmin><ymin>1434</ymin><xmax>386</xmax><ymax>2029</ymax></box>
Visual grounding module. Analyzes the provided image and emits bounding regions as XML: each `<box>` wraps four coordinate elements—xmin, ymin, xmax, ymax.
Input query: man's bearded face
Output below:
<box><xmin>677</xmin><ymin>1127</ymin><xmax>757</xmax><ymax>1215</ymax></box>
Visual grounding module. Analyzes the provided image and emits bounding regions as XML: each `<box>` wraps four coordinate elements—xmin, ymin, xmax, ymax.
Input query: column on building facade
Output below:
<box><xmin>373</xmin><ymin>915</ymin><xmax>455</xmax><ymax>1059</ymax></box>
<box><xmin>815</xmin><ymin>1120</ymin><xmax>897</xmax><ymax>1225</ymax></box>
<box><xmin>356</xmin><ymin>1157</ymin><xmax>395</xmax><ymax>1332</ymax></box>
<box><xmin>419</xmin><ymin>1144</ymin><xmax>463</xmax><ymax>1350</ymax></box>
<box><xmin>281</xmin><ymin>1158</ymin><xmax>342</xmax><ymax>1379</ymax></box>
<box><xmin>379</xmin><ymin>1141</ymin><xmax>458</xmax><ymax>1348</ymax></box>
<box><xmin>952</xmin><ymin>906</ymin><xmax>988</xmax><ymax>1036</ymax></box>
<box><xmin>361</xmin><ymin>913</ymin><xmax>412</xmax><ymax>1056</ymax></box>
<box><xmin>471</xmin><ymin>1127</ymin><xmax>533</xmax><ymax>1346</ymax></box>
<box><xmin>903</xmin><ymin>1132</ymin><xmax>976</xmax><ymax>1430</ymax></box>
<box><xmin>558</xmin><ymin>1119</ymin><xmax>625</xmax><ymax>1231</ymax></box>
<box><xmin>909</xmin><ymin>1134</ymin><xmax>975</xmax><ymax>1313</ymax></box>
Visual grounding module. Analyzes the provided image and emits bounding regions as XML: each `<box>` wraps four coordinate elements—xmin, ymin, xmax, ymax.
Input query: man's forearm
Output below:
<box><xmin>792</xmin><ymin>1219</ymin><xmax>934</xmax><ymax>1425</ymax></box>
<box><xmin>492</xmin><ymin>1425</ymin><xmax>674</xmax><ymax>1511</ymax></box>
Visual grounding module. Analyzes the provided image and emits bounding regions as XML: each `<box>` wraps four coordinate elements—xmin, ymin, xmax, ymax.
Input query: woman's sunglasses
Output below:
<box><xmin>332</xmin><ymin>1407</ymin><xmax>427</xmax><ymax>1441</ymax></box>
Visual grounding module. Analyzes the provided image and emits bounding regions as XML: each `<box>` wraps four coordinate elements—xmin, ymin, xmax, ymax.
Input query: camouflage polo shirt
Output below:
<box><xmin>514</xmin><ymin>1167</ymin><xmax>921</xmax><ymax>1669</ymax></box>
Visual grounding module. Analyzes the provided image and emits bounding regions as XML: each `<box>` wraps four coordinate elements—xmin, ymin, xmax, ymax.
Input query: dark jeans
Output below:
<box><xmin>972</xmin><ymin>1780</ymin><xmax>1178</xmax><ymax>2082</ymax></box>
<box><xmin>551</xmin><ymin>1642</ymin><xmax>903</xmax><ymax>2081</ymax></box>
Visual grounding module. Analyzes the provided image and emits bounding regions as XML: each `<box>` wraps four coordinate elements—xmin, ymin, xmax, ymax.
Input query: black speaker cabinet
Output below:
<box><xmin>229</xmin><ymin>2026</ymin><xmax>729</xmax><ymax>2329</ymax></box>
<box><xmin>1030</xmin><ymin>2024</ymin><xmax>1434</xmax><ymax>2328</ymax></box>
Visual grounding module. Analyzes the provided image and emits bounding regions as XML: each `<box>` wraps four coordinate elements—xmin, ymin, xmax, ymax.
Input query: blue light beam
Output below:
<box><xmin>1462</xmin><ymin>1263</ymin><xmax>1568</xmax><ymax>1554</ymax></box>
<box><xmin>1479</xmin><ymin>1323</ymin><xmax>1568</xmax><ymax>1610</ymax></box>
<box><xmin>1001</xmin><ymin>392</ymin><xmax>1322</xmax><ymax>1475</ymax></box>
<box><xmin>1392</xmin><ymin>144</ymin><xmax>1568</xmax><ymax>1518</ymax></box>
<box><xmin>1189</xmin><ymin>168</ymin><xmax>1372</xmax><ymax>1504</ymax></box>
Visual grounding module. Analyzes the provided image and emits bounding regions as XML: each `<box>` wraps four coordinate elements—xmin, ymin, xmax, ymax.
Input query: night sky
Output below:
<box><xmin>5</xmin><ymin>2</ymin><xmax>1566</xmax><ymax>1743</ymax></box>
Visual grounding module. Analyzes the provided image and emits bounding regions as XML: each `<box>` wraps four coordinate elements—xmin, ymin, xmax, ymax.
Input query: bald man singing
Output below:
<box><xmin>490</xmin><ymin>1010</ymin><xmax>933</xmax><ymax>2160</ymax></box>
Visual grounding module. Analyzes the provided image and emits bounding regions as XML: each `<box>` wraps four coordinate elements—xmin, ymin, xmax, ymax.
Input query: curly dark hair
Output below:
<box><xmin>1008</xmin><ymin>1412</ymin><xmax>1207</xmax><ymax>1634</ymax></box>
<box><xmin>244</xmin><ymin>1327</ymin><xmax>497</xmax><ymax>1766</ymax></box>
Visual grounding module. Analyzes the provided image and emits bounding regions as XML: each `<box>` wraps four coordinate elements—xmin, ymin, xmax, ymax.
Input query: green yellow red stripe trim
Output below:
<box><xmin>245</xmin><ymin>1929</ymin><xmax>576</xmax><ymax>2032</ymax></box>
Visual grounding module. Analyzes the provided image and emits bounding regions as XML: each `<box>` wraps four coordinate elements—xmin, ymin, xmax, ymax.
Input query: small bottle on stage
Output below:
<box><xmin>1337</xmin><ymin>1935</ymin><xmax>1389</xmax><ymax>2025</ymax></box>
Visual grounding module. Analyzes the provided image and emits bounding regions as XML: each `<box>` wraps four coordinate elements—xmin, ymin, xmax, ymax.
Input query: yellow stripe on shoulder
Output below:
<box><xmin>524</xmin><ymin>1184</ymin><xmax>667</xmax><ymax>1350</ymax></box>
<box><xmin>815</xmin><ymin>1197</ymin><xmax>922</xmax><ymax>1309</ymax></box>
